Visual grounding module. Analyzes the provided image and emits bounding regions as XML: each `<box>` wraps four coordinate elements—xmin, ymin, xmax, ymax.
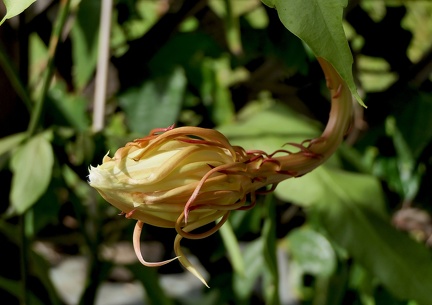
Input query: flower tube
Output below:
<box><xmin>88</xmin><ymin>58</ymin><xmax>353</xmax><ymax>286</ymax></box>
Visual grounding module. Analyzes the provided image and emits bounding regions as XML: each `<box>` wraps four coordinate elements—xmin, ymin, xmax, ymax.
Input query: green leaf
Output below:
<box><xmin>393</xmin><ymin>91</ymin><xmax>432</xmax><ymax>158</ymax></box>
<box><xmin>0</xmin><ymin>0</ymin><xmax>36</xmax><ymax>26</ymax></box>
<box><xmin>385</xmin><ymin>116</ymin><xmax>422</xmax><ymax>202</ymax></box>
<box><xmin>233</xmin><ymin>238</ymin><xmax>265</xmax><ymax>301</ymax></box>
<box><xmin>0</xmin><ymin>276</ymin><xmax>45</xmax><ymax>305</ymax></box>
<box><xmin>48</xmin><ymin>84</ymin><xmax>90</xmax><ymax>131</ymax></box>
<box><xmin>287</xmin><ymin>227</ymin><xmax>336</xmax><ymax>277</ymax></box>
<box><xmin>219</xmin><ymin>220</ymin><xmax>245</xmax><ymax>277</ymax></box>
<box><xmin>218</xmin><ymin>99</ymin><xmax>322</xmax><ymax>155</ymax></box>
<box><xmin>66</xmin><ymin>132</ymin><xmax>95</xmax><ymax>166</ymax></box>
<box><xmin>279</xmin><ymin>165</ymin><xmax>432</xmax><ymax>304</ymax></box>
<box><xmin>277</xmin><ymin>163</ymin><xmax>432</xmax><ymax>304</ymax></box>
<box><xmin>200</xmin><ymin>57</ymin><xmax>236</xmax><ymax>125</ymax></box>
<box><xmin>119</xmin><ymin>68</ymin><xmax>187</xmax><ymax>134</ymax></box>
<box><xmin>261</xmin><ymin>0</ymin><xmax>364</xmax><ymax>106</ymax></box>
<box><xmin>9</xmin><ymin>132</ymin><xmax>54</xmax><ymax>214</ymax></box>
<box><xmin>0</xmin><ymin>132</ymin><xmax>26</xmax><ymax>156</ymax></box>
<box><xmin>209</xmin><ymin>0</ymin><xmax>243</xmax><ymax>54</ymax></box>
<box><xmin>0</xmin><ymin>276</ymin><xmax>20</xmax><ymax>297</ymax></box>
<box><xmin>322</xmin><ymin>202</ymin><xmax>432</xmax><ymax>305</ymax></box>
<box><xmin>261</xmin><ymin>195</ymin><xmax>280</xmax><ymax>305</ymax></box>
<box><xmin>275</xmin><ymin>166</ymin><xmax>386</xmax><ymax>214</ymax></box>
<box><xmin>70</xmin><ymin>0</ymin><xmax>101</xmax><ymax>91</ymax></box>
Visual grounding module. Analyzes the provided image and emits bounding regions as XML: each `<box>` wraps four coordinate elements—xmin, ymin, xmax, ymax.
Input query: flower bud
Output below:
<box><xmin>89</xmin><ymin>58</ymin><xmax>353</xmax><ymax>286</ymax></box>
<box><xmin>89</xmin><ymin>126</ymin><xmax>250</xmax><ymax>229</ymax></box>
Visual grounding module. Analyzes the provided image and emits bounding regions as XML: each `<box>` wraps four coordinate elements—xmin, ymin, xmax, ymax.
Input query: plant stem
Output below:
<box><xmin>223</xmin><ymin>0</ymin><xmax>242</xmax><ymax>55</ymax></box>
<box><xmin>0</xmin><ymin>43</ymin><xmax>32</xmax><ymax>111</ymax></box>
<box><xmin>19</xmin><ymin>1</ymin><xmax>71</xmax><ymax>303</ymax></box>
<box><xmin>92</xmin><ymin>0</ymin><xmax>113</xmax><ymax>132</ymax></box>
<box><xmin>26</xmin><ymin>0</ymin><xmax>71</xmax><ymax>137</ymax></box>
<box><xmin>19</xmin><ymin>215</ymin><xmax>29</xmax><ymax>305</ymax></box>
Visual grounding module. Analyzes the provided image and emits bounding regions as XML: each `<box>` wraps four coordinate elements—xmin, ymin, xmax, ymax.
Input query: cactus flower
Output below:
<box><xmin>88</xmin><ymin>58</ymin><xmax>353</xmax><ymax>286</ymax></box>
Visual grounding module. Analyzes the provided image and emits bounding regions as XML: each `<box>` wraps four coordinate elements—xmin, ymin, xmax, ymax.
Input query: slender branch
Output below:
<box><xmin>223</xmin><ymin>0</ymin><xmax>243</xmax><ymax>55</ymax></box>
<box><xmin>92</xmin><ymin>0</ymin><xmax>113</xmax><ymax>132</ymax></box>
<box><xmin>0</xmin><ymin>43</ymin><xmax>32</xmax><ymax>111</ymax></box>
<box><xmin>26</xmin><ymin>0</ymin><xmax>71</xmax><ymax>137</ymax></box>
<box><xmin>18</xmin><ymin>2</ymin><xmax>71</xmax><ymax>304</ymax></box>
<box><xmin>19</xmin><ymin>214</ymin><xmax>29</xmax><ymax>305</ymax></box>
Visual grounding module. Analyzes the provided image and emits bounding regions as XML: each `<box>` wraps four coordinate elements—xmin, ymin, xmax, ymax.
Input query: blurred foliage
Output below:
<box><xmin>1</xmin><ymin>0</ymin><xmax>432</xmax><ymax>304</ymax></box>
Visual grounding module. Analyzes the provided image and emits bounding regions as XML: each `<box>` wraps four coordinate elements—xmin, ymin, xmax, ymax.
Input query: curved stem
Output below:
<box><xmin>27</xmin><ymin>0</ymin><xmax>71</xmax><ymax>137</ymax></box>
<box><xmin>250</xmin><ymin>57</ymin><xmax>354</xmax><ymax>186</ymax></box>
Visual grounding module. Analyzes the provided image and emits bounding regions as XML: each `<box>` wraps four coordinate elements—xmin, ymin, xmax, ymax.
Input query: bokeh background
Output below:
<box><xmin>1</xmin><ymin>0</ymin><xmax>432</xmax><ymax>304</ymax></box>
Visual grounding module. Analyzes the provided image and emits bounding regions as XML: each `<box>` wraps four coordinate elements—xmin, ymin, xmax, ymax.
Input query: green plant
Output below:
<box><xmin>1</xmin><ymin>1</ymin><xmax>432</xmax><ymax>305</ymax></box>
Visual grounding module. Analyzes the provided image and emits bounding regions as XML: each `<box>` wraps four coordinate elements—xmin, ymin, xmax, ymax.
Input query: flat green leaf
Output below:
<box><xmin>279</xmin><ymin>164</ymin><xmax>432</xmax><ymax>305</ymax></box>
<box><xmin>70</xmin><ymin>0</ymin><xmax>100</xmax><ymax>91</ymax></box>
<box><xmin>9</xmin><ymin>132</ymin><xmax>54</xmax><ymax>214</ymax></box>
<box><xmin>0</xmin><ymin>0</ymin><xmax>36</xmax><ymax>26</ymax></box>
<box><xmin>287</xmin><ymin>227</ymin><xmax>336</xmax><ymax>277</ymax></box>
<box><xmin>119</xmin><ymin>68</ymin><xmax>186</xmax><ymax>134</ymax></box>
<box><xmin>219</xmin><ymin>220</ymin><xmax>245</xmax><ymax>277</ymax></box>
<box><xmin>218</xmin><ymin>100</ymin><xmax>323</xmax><ymax>155</ymax></box>
<box><xmin>233</xmin><ymin>238</ymin><xmax>264</xmax><ymax>300</ymax></box>
<box><xmin>261</xmin><ymin>0</ymin><xmax>364</xmax><ymax>106</ymax></box>
<box><xmin>0</xmin><ymin>132</ymin><xmax>26</xmax><ymax>156</ymax></box>
<box><xmin>322</xmin><ymin>201</ymin><xmax>432</xmax><ymax>305</ymax></box>
<box><xmin>275</xmin><ymin>166</ymin><xmax>386</xmax><ymax>214</ymax></box>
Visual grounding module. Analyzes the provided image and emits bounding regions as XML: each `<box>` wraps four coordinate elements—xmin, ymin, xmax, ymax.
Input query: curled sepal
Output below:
<box><xmin>173</xmin><ymin>212</ymin><xmax>231</xmax><ymax>287</ymax></box>
<box><xmin>133</xmin><ymin>221</ymin><xmax>180</xmax><ymax>267</ymax></box>
<box><xmin>174</xmin><ymin>233</ymin><xmax>209</xmax><ymax>288</ymax></box>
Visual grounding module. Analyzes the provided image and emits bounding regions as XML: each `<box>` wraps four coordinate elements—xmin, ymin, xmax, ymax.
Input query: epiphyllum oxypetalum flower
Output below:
<box><xmin>88</xmin><ymin>58</ymin><xmax>353</xmax><ymax>286</ymax></box>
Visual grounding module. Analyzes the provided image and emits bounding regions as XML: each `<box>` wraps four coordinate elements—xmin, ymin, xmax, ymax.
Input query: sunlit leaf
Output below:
<box><xmin>275</xmin><ymin>166</ymin><xmax>386</xmax><ymax>213</ymax></box>
<box><xmin>0</xmin><ymin>132</ymin><xmax>26</xmax><ymax>156</ymax></box>
<box><xmin>119</xmin><ymin>68</ymin><xmax>186</xmax><ymax>134</ymax></box>
<box><xmin>218</xmin><ymin>100</ymin><xmax>323</xmax><ymax>155</ymax></box>
<box><xmin>287</xmin><ymin>227</ymin><xmax>336</xmax><ymax>277</ymax></box>
<box><xmin>9</xmin><ymin>132</ymin><xmax>54</xmax><ymax>214</ymax></box>
<box><xmin>261</xmin><ymin>0</ymin><xmax>364</xmax><ymax>106</ymax></box>
<box><xmin>0</xmin><ymin>0</ymin><xmax>36</xmax><ymax>26</ymax></box>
